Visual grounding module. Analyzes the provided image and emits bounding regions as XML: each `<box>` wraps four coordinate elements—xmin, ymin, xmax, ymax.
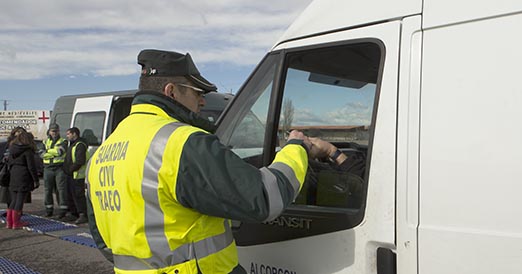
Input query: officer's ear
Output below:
<box><xmin>163</xmin><ymin>83</ymin><xmax>179</xmax><ymax>99</ymax></box>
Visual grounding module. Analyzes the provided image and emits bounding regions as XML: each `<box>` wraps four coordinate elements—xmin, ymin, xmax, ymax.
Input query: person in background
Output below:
<box><xmin>42</xmin><ymin>123</ymin><xmax>68</xmax><ymax>218</ymax></box>
<box><xmin>63</xmin><ymin>127</ymin><xmax>89</xmax><ymax>224</ymax></box>
<box><xmin>5</xmin><ymin>130</ymin><xmax>40</xmax><ymax>229</ymax></box>
<box><xmin>0</xmin><ymin>138</ymin><xmax>9</xmax><ymax>212</ymax></box>
<box><xmin>1</xmin><ymin>127</ymin><xmax>29</xmax><ymax>216</ymax></box>
<box><xmin>86</xmin><ymin>49</ymin><xmax>310</xmax><ymax>273</ymax></box>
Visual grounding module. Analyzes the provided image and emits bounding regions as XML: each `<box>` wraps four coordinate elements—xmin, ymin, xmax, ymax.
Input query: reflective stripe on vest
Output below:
<box><xmin>111</xmin><ymin>122</ymin><xmax>234</xmax><ymax>271</ymax></box>
<box><xmin>260</xmin><ymin>162</ymin><xmax>301</xmax><ymax>222</ymax></box>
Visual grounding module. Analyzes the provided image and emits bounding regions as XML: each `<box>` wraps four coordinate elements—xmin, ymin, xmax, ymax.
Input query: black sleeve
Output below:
<box><xmin>25</xmin><ymin>151</ymin><xmax>39</xmax><ymax>183</ymax></box>
<box><xmin>175</xmin><ymin>132</ymin><xmax>303</xmax><ymax>223</ymax></box>
<box><xmin>337</xmin><ymin>151</ymin><xmax>366</xmax><ymax>178</ymax></box>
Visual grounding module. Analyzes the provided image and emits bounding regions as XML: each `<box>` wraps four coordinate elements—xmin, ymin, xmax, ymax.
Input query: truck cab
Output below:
<box><xmin>215</xmin><ymin>0</ymin><xmax>522</xmax><ymax>273</ymax></box>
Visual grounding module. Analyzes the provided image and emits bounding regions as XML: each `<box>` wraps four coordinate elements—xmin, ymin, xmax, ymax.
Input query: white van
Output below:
<box><xmin>214</xmin><ymin>0</ymin><xmax>522</xmax><ymax>273</ymax></box>
<box><xmin>51</xmin><ymin>90</ymin><xmax>233</xmax><ymax>153</ymax></box>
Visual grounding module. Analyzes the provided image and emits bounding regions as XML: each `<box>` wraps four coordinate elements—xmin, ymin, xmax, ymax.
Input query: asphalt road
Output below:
<box><xmin>0</xmin><ymin>179</ymin><xmax>114</xmax><ymax>274</ymax></box>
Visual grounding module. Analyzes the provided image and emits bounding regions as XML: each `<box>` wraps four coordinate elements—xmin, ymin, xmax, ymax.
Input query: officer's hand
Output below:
<box><xmin>288</xmin><ymin>130</ymin><xmax>312</xmax><ymax>152</ymax></box>
<box><xmin>34</xmin><ymin>181</ymin><xmax>40</xmax><ymax>190</ymax></box>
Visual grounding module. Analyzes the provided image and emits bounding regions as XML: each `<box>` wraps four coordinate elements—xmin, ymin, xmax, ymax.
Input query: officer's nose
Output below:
<box><xmin>199</xmin><ymin>96</ymin><xmax>206</xmax><ymax>107</ymax></box>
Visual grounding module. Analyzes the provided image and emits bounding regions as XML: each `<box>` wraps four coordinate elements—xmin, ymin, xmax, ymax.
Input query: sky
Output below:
<box><xmin>0</xmin><ymin>0</ymin><xmax>313</xmax><ymax>111</ymax></box>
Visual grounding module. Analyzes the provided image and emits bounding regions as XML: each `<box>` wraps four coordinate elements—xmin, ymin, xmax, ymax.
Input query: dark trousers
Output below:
<box><xmin>66</xmin><ymin>176</ymin><xmax>87</xmax><ymax>215</ymax></box>
<box><xmin>8</xmin><ymin>190</ymin><xmax>28</xmax><ymax>211</ymax></box>
<box><xmin>44</xmin><ymin>166</ymin><xmax>68</xmax><ymax>214</ymax></box>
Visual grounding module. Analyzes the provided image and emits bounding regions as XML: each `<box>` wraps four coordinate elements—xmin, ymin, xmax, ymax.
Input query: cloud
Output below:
<box><xmin>294</xmin><ymin>108</ymin><xmax>328</xmax><ymax>125</ymax></box>
<box><xmin>292</xmin><ymin>101</ymin><xmax>374</xmax><ymax>126</ymax></box>
<box><xmin>327</xmin><ymin>102</ymin><xmax>373</xmax><ymax>125</ymax></box>
<box><xmin>0</xmin><ymin>0</ymin><xmax>312</xmax><ymax>80</ymax></box>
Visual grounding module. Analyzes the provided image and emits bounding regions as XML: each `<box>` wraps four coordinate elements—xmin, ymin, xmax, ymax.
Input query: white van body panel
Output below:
<box><xmin>396</xmin><ymin>15</ymin><xmax>423</xmax><ymax>274</ymax></box>
<box><xmin>423</xmin><ymin>0</ymin><xmax>522</xmax><ymax>29</ymax></box>
<box><xmin>275</xmin><ymin>0</ymin><xmax>421</xmax><ymax>46</ymax></box>
<box><xmin>230</xmin><ymin>0</ymin><xmax>522</xmax><ymax>273</ymax></box>
<box><xmin>419</xmin><ymin>12</ymin><xmax>522</xmax><ymax>274</ymax></box>
<box><xmin>239</xmin><ymin>20</ymin><xmax>401</xmax><ymax>274</ymax></box>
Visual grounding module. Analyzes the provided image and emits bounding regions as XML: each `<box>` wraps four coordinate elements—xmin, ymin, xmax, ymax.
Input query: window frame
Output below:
<box><xmin>219</xmin><ymin>39</ymin><xmax>386</xmax><ymax>245</ymax></box>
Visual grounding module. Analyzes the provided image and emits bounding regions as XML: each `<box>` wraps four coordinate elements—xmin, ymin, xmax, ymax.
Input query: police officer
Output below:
<box><xmin>86</xmin><ymin>49</ymin><xmax>311</xmax><ymax>273</ymax></box>
<box><xmin>63</xmin><ymin>127</ymin><xmax>90</xmax><ymax>224</ymax></box>
<box><xmin>42</xmin><ymin>123</ymin><xmax>68</xmax><ymax>218</ymax></box>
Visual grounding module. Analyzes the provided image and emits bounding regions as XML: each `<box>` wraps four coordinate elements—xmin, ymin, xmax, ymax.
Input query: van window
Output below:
<box><xmin>73</xmin><ymin>111</ymin><xmax>105</xmax><ymax>146</ymax></box>
<box><xmin>280</xmin><ymin>43</ymin><xmax>379</xmax><ymax>211</ymax></box>
<box><xmin>108</xmin><ymin>97</ymin><xmax>133</xmax><ymax>137</ymax></box>
<box><xmin>219</xmin><ymin>42</ymin><xmax>383</xmax><ymax>244</ymax></box>
<box><xmin>219</xmin><ymin>53</ymin><xmax>280</xmax><ymax>163</ymax></box>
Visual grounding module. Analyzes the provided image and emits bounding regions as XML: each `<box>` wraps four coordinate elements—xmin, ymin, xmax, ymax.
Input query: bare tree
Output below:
<box><xmin>281</xmin><ymin>98</ymin><xmax>294</xmax><ymax>137</ymax></box>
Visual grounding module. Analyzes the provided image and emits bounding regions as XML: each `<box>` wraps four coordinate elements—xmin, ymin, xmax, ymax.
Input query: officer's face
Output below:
<box><xmin>65</xmin><ymin>131</ymin><xmax>77</xmax><ymax>141</ymax></box>
<box><xmin>49</xmin><ymin>129</ymin><xmax>59</xmax><ymax>138</ymax></box>
<box><xmin>173</xmin><ymin>84</ymin><xmax>206</xmax><ymax>113</ymax></box>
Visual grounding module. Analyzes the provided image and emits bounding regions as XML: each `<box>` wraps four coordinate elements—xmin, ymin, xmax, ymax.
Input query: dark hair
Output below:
<box><xmin>7</xmin><ymin>127</ymin><xmax>28</xmax><ymax>143</ymax></box>
<box><xmin>67</xmin><ymin>127</ymin><xmax>80</xmax><ymax>137</ymax></box>
<box><xmin>139</xmin><ymin>76</ymin><xmax>190</xmax><ymax>94</ymax></box>
<box><xmin>10</xmin><ymin>131</ymin><xmax>36</xmax><ymax>151</ymax></box>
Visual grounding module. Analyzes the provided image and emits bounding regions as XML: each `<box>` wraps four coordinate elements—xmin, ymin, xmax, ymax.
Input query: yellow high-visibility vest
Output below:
<box><xmin>43</xmin><ymin>137</ymin><xmax>66</xmax><ymax>165</ymax></box>
<box><xmin>71</xmin><ymin>140</ymin><xmax>90</xmax><ymax>179</ymax></box>
<box><xmin>87</xmin><ymin>101</ymin><xmax>307</xmax><ymax>274</ymax></box>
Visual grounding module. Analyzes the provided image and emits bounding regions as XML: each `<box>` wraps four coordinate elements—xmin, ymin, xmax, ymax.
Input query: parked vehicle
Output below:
<box><xmin>213</xmin><ymin>0</ymin><xmax>522</xmax><ymax>273</ymax></box>
<box><xmin>50</xmin><ymin>90</ymin><xmax>233</xmax><ymax>152</ymax></box>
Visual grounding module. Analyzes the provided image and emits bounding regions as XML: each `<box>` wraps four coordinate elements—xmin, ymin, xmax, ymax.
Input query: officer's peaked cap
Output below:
<box><xmin>138</xmin><ymin>49</ymin><xmax>217</xmax><ymax>93</ymax></box>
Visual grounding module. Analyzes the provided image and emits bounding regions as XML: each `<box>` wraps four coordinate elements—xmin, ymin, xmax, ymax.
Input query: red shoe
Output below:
<box><xmin>5</xmin><ymin>209</ymin><xmax>13</xmax><ymax>229</ymax></box>
<box><xmin>11</xmin><ymin>210</ymin><xmax>29</xmax><ymax>229</ymax></box>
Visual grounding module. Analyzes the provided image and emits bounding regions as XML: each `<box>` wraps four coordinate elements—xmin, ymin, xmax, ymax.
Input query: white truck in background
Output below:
<box><xmin>212</xmin><ymin>0</ymin><xmax>522</xmax><ymax>273</ymax></box>
<box><xmin>50</xmin><ymin>90</ymin><xmax>233</xmax><ymax>152</ymax></box>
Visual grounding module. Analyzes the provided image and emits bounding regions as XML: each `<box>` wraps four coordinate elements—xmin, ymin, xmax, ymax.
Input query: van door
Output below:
<box><xmin>217</xmin><ymin>21</ymin><xmax>401</xmax><ymax>273</ymax></box>
<box><xmin>71</xmin><ymin>96</ymin><xmax>113</xmax><ymax>150</ymax></box>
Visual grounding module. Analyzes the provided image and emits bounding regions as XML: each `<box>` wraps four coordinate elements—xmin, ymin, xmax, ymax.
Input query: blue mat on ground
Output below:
<box><xmin>19</xmin><ymin>214</ymin><xmax>77</xmax><ymax>233</ymax></box>
<box><xmin>1</xmin><ymin>210</ymin><xmax>77</xmax><ymax>232</ymax></box>
<box><xmin>0</xmin><ymin>256</ymin><xmax>41</xmax><ymax>274</ymax></box>
<box><xmin>60</xmin><ymin>234</ymin><xmax>97</xmax><ymax>248</ymax></box>
<box><xmin>1</xmin><ymin>210</ymin><xmax>97</xmax><ymax>249</ymax></box>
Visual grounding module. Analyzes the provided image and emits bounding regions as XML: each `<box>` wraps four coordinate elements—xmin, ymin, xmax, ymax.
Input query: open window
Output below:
<box><xmin>217</xmin><ymin>41</ymin><xmax>384</xmax><ymax>245</ymax></box>
<box><xmin>280</xmin><ymin>42</ymin><xmax>380</xmax><ymax>211</ymax></box>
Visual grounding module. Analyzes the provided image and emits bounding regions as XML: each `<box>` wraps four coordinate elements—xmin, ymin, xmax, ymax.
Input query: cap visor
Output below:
<box><xmin>189</xmin><ymin>74</ymin><xmax>217</xmax><ymax>93</ymax></box>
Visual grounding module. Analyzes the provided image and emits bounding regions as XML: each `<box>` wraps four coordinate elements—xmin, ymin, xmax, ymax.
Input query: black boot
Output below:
<box><xmin>52</xmin><ymin>212</ymin><xmax>66</xmax><ymax>220</ymax></box>
<box><xmin>75</xmin><ymin>213</ymin><xmax>88</xmax><ymax>224</ymax></box>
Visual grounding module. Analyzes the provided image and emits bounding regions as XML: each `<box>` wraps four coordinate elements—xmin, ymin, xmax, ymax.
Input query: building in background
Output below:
<box><xmin>0</xmin><ymin>110</ymin><xmax>51</xmax><ymax>141</ymax></box>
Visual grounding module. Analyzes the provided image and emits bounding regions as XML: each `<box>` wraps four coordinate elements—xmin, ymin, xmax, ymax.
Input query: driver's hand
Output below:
<box><xmin>308</xmin><ymin>137</ymin><xmax>336</xmax><ymax>159</ymax></box>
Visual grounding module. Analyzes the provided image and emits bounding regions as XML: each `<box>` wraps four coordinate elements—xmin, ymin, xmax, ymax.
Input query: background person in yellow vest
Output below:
<box><xmin>86</xmin><ymin>49</ymin><xmax>311</xmax><ymax>274</ymax></box>
<box><xmin>63</xmin><ymin>127</ymin><xmax>89</xmax><ymax>224</ymax></box>
<box><xmin>42</xmin><ymin>123</ymin><xmax>68</xmax><ymax>218</ymax></box>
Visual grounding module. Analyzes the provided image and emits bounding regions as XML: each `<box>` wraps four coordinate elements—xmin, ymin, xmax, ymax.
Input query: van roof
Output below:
<box><xmin>274</xmin><ymin>0</ymin><xmax>421</xmax><ymax>47</ymax></box>
<box><xmin>274</xmin><ymin>0</ymin><xmax>522</xmax><ymax>48</ymax></box>
<box><xmin>55</xmin><ymin>89</ymin><xmax>137</xmax><ymax>100</ymax></box>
